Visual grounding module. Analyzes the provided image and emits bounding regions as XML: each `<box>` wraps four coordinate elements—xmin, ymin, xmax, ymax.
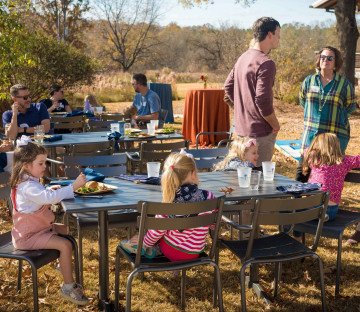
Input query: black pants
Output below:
<box><xmin>295</xmin><ymin>157</ymin><xmax>310</xmax><ymax>183</ymax></box>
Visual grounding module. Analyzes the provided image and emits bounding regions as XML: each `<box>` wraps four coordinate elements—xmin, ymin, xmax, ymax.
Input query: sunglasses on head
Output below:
<box><xmin>320</xmin><ymin>55</ymin><xmax>334</xmax><ymax>62</ymax></box>
<box><xmin>15</xmin><ymin>95</ymin><xmax>31</xmax><ymax>100</ymax></box>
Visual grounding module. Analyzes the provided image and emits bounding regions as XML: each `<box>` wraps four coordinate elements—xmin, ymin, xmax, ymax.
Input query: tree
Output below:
<box><xmin>94</xmin><ymin>0</ymin><xmax>162</xmax><ymax>72</ymax></box>
<box><xmin>178</xmin><ymin>0</ymin><xmax>359</xmax><ymax>85</ymax></box>
<box><xmin>30</xmin><ymin>0</ymin><xmax>91</xmax><ymax>48</ymax></box>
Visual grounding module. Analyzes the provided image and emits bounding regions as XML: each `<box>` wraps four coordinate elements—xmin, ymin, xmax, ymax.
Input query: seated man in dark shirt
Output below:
<box><xmin>40</xmin><ymin>84</ymin><xmax>72</xmax><ymax>113</ymax></box>
<box><xmin>2</xmin><ymin>84</ymin><xmax>50</xmax><ymax>139</ymax></box>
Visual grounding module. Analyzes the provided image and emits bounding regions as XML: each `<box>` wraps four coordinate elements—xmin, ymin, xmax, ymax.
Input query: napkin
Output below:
<box><xmin>116</xmin><ymin>174</ymin><xmax>161</xmax><ymax>185</ymax></box>
<box><xmin>44</xmin><ymin>134</ymin><xmax>63</xmax><ymax>142</ymax></box>
<box><xmin>83</xmin><ymin>167</ymin><xmax>105</xmax><ymax>182</ymax></box>
<box><xmin>108</xmin><ymin>131</ymin><xmax>122</xmax><ymax>141</ymax></box>
<box><xmin>276</xmin><ymin>183</ymin><xmax>321</xmax><ymax>195</ymax></box>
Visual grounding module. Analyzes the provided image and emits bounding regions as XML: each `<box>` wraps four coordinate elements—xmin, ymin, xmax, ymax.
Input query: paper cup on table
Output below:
<box><xmin>262</xmin><ymin>161</ymin><xmax>276</xmax><ymax>181</ymax></box>
<box><xmin>250</xmin><ymin>171</ymin><xmax>262</xmax><ymax>190</ymax></box>
<box><xmin>147</xmin><ymin>162</ymin><xmax>161</xmax><ymax>178</ymax></box>
<box><xmin>150</xmin><ymin>119</ymin><xmax>159</xmax><ymax>129</ymax></box>
<box><xmin>237</xmin><ymin>167</ymin><xmax>252</xmax><ymax>188</ymax></box>
<box><xmin>110</xmin><ymin>123</ymin><xmax>120</xmax><ymax>133</ymax></box>
<box><xmin>147</xmin><ymin>122</ymin><xmax>155</xmax><ymax>135</ymax></box>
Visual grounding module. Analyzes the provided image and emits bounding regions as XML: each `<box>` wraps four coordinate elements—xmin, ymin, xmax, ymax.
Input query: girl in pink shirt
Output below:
<box><xmin>10</xmin><ymin>137</ymin><xmax>89</xmax><ymax>305</ymax></box>
<box><xmin>124</xmin><ymin>151</ymin><xmax>216</xmax><ymax>261</ymax></box>
<box><xmin>303</xmin><ymin>133</ymin><xmax>360</xmax><ymax>221</ymax></box>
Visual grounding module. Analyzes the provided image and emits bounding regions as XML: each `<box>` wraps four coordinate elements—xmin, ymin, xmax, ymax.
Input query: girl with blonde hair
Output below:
<box><xmin>124</xmin><ymin>151</ymin><xmax>216</xmax><ymax>261</ymax></box>
<box><xmin>303</xmin><ymin>133</ymin><xmax>360</xmax><ymax>221</ymax></box>
<box><xmin>213</xmin><ymin>137</ymin><xmax>259</xmax><ymax>171</ymax></box>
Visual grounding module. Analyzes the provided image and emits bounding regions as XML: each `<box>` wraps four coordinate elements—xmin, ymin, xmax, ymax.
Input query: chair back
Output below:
<box><xmin>101</xmin><ymin>114</ymin><xmax>125</xmax><ymax>122</ymax></box>
<box><xmin>160</xmin><ymin>109</ymin><xmax>168</xmax><ymax>125</ymax></box>
<box><xmin>63</xmin><ymin>153</ymin><xmax>127</xmax><ymax>178</ymax></box>
<box><xmin>69</xmin><ymin>141</ymin><xmax>114</xmax><ymax>156</ymax></box>
<box><xmin>185</xmin><ymin>147</ymin><xmax>228</xmax><ymax>170</ymax></box>
<box><xmin>345</xmin><ymin>168</ymin><xmax>360</xmax><ymax>183</ymax></box>
<box><xmin>0</xmin><ymin>172</ymin><xmax>12</xmax><ymax>214</ymax></box>
<box><xmin>134</xmin><ymin>197</ymin><xmax>224</xmax><ymax>266</ymax></box>
<box><xmin>87</xmin><ymin>120</ymin><xmax>112</xmax><ymax>132</ymax></box>
<box><xmin>51</xmin><ymin>115</ymin><xmax>85</xmax><ymax>132</ymax></box>
<box><xmin>244</xmin><ymin>192</ymin><xmax>329</xmax><ymax>259</ymax></box>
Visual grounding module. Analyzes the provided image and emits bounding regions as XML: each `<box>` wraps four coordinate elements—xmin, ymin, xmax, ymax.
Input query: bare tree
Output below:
<box><xmin>95</xmin><ymin>0</ymin><xmax>162</xmax><ymax>71</ymax></box>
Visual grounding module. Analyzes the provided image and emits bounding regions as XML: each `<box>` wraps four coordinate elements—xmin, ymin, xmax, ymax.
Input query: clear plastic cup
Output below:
<box><xmin>110</xmin><ymin>123</ymin><xmax>120</xmax><ymax>133</ymax></box>
<box><xmin>95</xmin><ymin>106</ymin><xmax>103</xmax><ymax>115</ymax></box>
<box><xmin>250</xmin><ymin>171</ymin><xmax>262</xmax><ymax>190</ymax></box>
<box><xmin>147</xmin><ymin>162</ymin><xmax>161</xmax><ymax>178</ymax></box>
<box><xmin>147</xmin><ymin>122</ymin><xmax>155</xmax><ymax>135</ymax></box>
<box><xmin>150</xmin><ymin>119</ymin><xmax>159</xmax><ymax>130</ymax></box>
<box><xmin>237</xmin><ymin>167</ymin><xmax>252</xmax><ymax>188</ymax></box>
<box><xmin>262</xmin><ymin>161</ymin><xmax>276</xmax><ymax>181</ymax></box>
<box><xmin>34</xmin><ymin>125</ymin><xmax>45</xmax><ymax>144</ymax></box>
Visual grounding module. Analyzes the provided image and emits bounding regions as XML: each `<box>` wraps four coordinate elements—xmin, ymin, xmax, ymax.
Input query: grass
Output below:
<box><xmin>0</xmin><ymin>83</ymin><xmax>359</xmax><ymax>311</ymax></box>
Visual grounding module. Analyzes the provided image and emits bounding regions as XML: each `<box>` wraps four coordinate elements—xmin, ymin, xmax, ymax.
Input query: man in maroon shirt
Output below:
<box><xmin>224</xmin><ymin>17</ymin><xmax>281</xmax><ymax>168</ymax></box>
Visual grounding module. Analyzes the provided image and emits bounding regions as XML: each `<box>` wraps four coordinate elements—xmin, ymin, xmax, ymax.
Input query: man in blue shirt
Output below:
<box><xmin>3</xmin><ymin>84</ymin><xmax>50</xmax><ymax>139</ymax></box>
<box><xmin>131</xmin><ymin>73</ymin><xmax>161</xmax><ymax>126</ymax></box>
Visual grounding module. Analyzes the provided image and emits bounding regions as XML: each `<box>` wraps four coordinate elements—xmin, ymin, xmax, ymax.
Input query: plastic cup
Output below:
<box><xmin>150</xmin><ymin>119</ymin><xmax>159</xmax><ymax>130</ymax></box>
<box><xmin>147</xmin><ymin>162</ymin><xmax>161</xmax><ymax>178</ymax></box>
<box><xmin>147</xmin><ymin>122</ymin><xmax>155</xmax><ymax>135</ymax></box>
<box><xmin>95</xmin><ymin>106</ymin><xmax>103</xmax><ymax>115</ymax></box>
<box><xmin>119</xmin><ymin>121</ymin><xmax>125</xmax><ymax>136</ymax></box>
<box><xmin>124</xmin><ymin>123</ymin><xmax>131</xmax><ymax>135</ymax></box>
<box><xmin>110</xmin><ymin>123</ymin><xmax>120</xmax><ymax>133</ymax></box>
<box><xmin>237</xmin><ymin>167</ymin><xmax>252</xmax><ymax>188</ymax></box>
<box><xmin>250</xmin><ymin>171</ymin><xmax>262</xmax><ymax>190</ymax></box>
<box><xmin>262</xmin><ymin>161</ymin><xmax>276</xmax><ymax>181</ymax></box>
<box><xmin>34</xmin><ymin>125</ymin><xmax>45</xmax><ymax>144</ymax></box>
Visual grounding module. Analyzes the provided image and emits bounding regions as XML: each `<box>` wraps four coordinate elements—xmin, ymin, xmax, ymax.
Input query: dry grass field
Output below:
<box><xmin>0</xmin><ymin>85</ymin><xmax>359</xmax><ymax>312</ymax></box>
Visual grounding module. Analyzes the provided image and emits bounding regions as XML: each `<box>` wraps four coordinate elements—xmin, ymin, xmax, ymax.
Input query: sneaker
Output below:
<box><xmin>61</xmin><ymin>283</ymin><xmax>89</xmax><ymax>306</ymax></box>
<box><xmin>324</xmin><ymin>214</ymin><xmax>329</xmax><ymax>222</ymax></box>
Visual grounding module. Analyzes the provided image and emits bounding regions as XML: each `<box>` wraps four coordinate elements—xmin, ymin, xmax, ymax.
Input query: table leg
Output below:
<box><xmin>246</xmin><ymin>265</ymin><xmax>272</xmax><ymax>306</ymax></box>
<box><xmin>50</xmin><ymin>147</ymin><xmax>57</xmax><ymax>177</ymax></box>
<box><xmin>98</xmin><ymin>210</ymin><xmax>114</xmax><ymax>311</ymax></box>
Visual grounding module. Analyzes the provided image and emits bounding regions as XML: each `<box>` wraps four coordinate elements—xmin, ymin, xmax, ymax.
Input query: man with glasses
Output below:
<box><xmin>2</xmin><ymin>84</ymin><xmax>50</xmax><ymax>139</ymax></box>
<box><xmin>131</xmin><ymin>73</ymin><xmax>160</xmax><ymax>127</ymax></box>
<box><xmin>224</xmin><ymin>17</ymin><xmax>281</xmax><ymax>169</ymax></box>
<box><xmin>40</xmin><ymin>84</ymin><xmax>72</xmax><ymax>113</ymax></box>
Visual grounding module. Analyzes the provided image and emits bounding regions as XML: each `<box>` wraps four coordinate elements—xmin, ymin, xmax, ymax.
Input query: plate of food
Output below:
<box><xmin>75</xmin><ymin>181</ymin><xmax>118</xmax><ymax>195</ymax></box>
<box><xmin>129</xmin><ymin>128</ymin><xmax>142</xmax><ymax>133</ymax></box>
<box><xmin>155</xmin><ymin>128</ymin><xmax>175</xmax><ymax>134</ymax></box>
<box><xmin>128</xmin><ymin>132</ymin><xmax>156</xmax><ymax>139</ymax></box>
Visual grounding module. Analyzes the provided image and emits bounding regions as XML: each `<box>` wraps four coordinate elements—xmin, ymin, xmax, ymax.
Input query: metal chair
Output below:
<box><xmin>101</xmin><ymin>113</ymin><xmax>125</xmax><ymax>122</ymax></box>
<box><xmin>185</xmin><ymin>147</ymin><xmax>228</xmax><ymax>171</ymax></box>
<box><xmin>69</xmin><ymin>141</ymin><xmax>114</xmax><ymax>156</ymax></box>
<box><xmin>54</xmin><ymin>154</ymin><xmax>138</xmax><ymax>285</ymax></box>
<box><xmin>114</xmin><ymin>198</ymin><xmax>225</xmax><ymax>312</ymax></box>
<box><xmin>294</xmin><ymin>168</ymin><xmax>360</xmax><ymax>296</ymax></box>
<box><xmin>50</xmin><ymin>115</ymin><xmax>85</xmax><ymax>133</ymax></box>
<box><xmin>126</xmin><ymin>140</ymin><xmax>188</xmax><ymax>174</ymax></box>
<box><xmin>218</xmin><ymin>193</ymin><xmax>329</xmax><ymax>312</ymax></box>
<box><xmin>87</xmin><ymin>120</ymin><xmax>112</xmax><ymax>132</ymax></box>
<box><xmin>0</xmin><ymin>177</ymin><xmax>80</xmax><ymax>311</ymax></box>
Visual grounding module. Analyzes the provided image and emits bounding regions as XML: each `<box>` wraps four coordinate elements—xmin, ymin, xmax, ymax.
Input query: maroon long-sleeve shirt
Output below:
<box><xmin>224</xmin><ymin>48</ymin><xmax>276</xmax><ymax>137</ymax></box>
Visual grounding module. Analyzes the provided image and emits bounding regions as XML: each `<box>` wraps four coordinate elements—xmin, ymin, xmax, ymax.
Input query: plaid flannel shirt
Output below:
<box><xmin>299</xmin><ymin>72</ymin><xmax>357</xmax><ymax>153</ymax></box>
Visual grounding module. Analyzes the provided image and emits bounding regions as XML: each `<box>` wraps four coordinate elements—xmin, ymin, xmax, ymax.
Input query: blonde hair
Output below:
<box><xmin>213</xmin><ymin>137</ymin><xmax>255</xmax><ymax>171</ymax></box>
<box><xmin>161</xmin><ymin>153</ymin><xmax>197</xmax><ymax>203</ymax></box>
<box><xmin>84</xmin><ymin>94</ymin><xmax>99</xmax><ymax>106</ymax></box>
<box><xmin>10</xmin><ymin>142</ymin><xmax>47</xmax><ymax>188</ymax></box>
<box><xmin>303</xmin><ymin>133</ymin><xmax>343</xmax><ymax>174</ymax></box>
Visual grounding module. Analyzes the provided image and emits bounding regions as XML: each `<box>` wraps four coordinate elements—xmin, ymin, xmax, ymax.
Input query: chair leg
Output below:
<box><xmin>114</xmin><ymin>247</ymin><xmax>121</xmax><ymax>312</ymax></box>
<box><xmin>180</xmin><ymin>269</ymin><xmax>186</xmax><ymax>310</ymax></box>
<box><xmin>273</xmin><ymin>262</ymin><xmax>282</xmax><ymax>298</ymax></box>
<box><xmin>335</xmin><ymin>235</ymin><xmax>343</xmax><ymax>297</ymax></box>
<box><xmin>316</xmin><ymin>255</ymin><xmax>326</xmax><ymax>312</ymax></box>
<box><xmin>67</xmin><ymin>235</ymin><xmax>81</xmax><ymax>285</ymax></box>
<box><xmin>126</xmin><ymin>270</ymin><xmax>138</xmax><ymax>312</ymax></box>
<box><xmin>212</xmin><ymin>263</ymin><xmax>224</xmax><ymax>312</ymax></box>
<box><xmin>240</xmin><ymin>264</ymin><xmax>248</xmax><ymax>312</ymax></box>
<box><xmin>30</xmin><ymin>263</ymin><xmax>39</xmax><ymax>312</ymax></box>
<box><xmin>17</xmin><ymin>260</ymin><xmax>23</xmax><ymax>292</ymax></box>
<box><xmin>213</xmin><ymin>246</ymin><xmax>220</xmax><ymax>307</ymax></box>
<box><xmin>77</xmin><ymin>224</ymin><xmax>84</xmax><ymax>286</ymax></box>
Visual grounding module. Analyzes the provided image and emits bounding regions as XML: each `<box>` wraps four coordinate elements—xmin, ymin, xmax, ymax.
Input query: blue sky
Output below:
<box><xmin>160</xmin><ymin>0</ymin><xmax>337</xmax><ymax>28</ymax></box>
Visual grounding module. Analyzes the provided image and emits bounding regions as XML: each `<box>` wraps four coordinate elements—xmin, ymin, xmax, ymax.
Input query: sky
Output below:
<box><xmin>160</xmin><ymin>0</ymin><xmax>338</xmax><ymax>28</ymax></box>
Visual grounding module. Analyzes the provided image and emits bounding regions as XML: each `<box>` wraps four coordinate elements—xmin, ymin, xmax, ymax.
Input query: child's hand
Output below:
<box><xmin>73</xmin><ymin>173</ymin><xmax>87</xmax><ymax>191</ymax></box>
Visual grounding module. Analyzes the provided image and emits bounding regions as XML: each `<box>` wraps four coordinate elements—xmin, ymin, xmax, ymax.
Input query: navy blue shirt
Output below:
<box><xmin>2</xmin><ymin>103</ymin><xmax>50</xmax><ymax>128</ymax></box>
<box><xmin>40</xmin><ymin>98</ymin><xmax>70</xmax><ymax>112</ymax></box>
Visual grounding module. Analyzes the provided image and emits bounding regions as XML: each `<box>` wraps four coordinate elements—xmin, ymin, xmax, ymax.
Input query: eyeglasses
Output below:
<box><xmin>15</xmin><ymin>95</ymin><xmax>31</xmax><ymax>100</ymax></box>
<box><xmin>320</xmin><ymin>55</ymin><xmax>335</xmax><ymax>62</ymax></box>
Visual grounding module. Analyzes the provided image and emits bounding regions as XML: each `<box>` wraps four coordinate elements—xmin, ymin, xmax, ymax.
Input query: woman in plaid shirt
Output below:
<box><xmin>296</xmin><ymin>46</ymin><xmax>357</xmax><ymax>182</ymax></box>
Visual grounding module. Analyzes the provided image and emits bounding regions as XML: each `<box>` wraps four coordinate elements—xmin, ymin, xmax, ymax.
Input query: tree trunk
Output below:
<box><xmin>335</xmin><ymin>0</ymin><xmax>359</xmax><ymax>85</ymax></box>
